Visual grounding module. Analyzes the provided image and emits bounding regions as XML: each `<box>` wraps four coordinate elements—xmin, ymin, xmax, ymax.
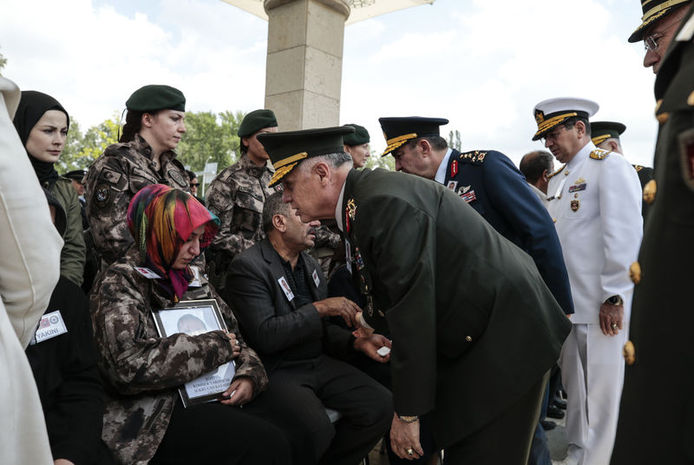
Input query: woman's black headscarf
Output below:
<box><xmin>12</xmin><ymin>91</ymin><xmax>70</xmax><ymax>186</ymax></box>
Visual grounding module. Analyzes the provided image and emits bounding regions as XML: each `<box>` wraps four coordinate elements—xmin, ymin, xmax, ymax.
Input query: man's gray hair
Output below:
<box><xmin>297</xmin><ymin>152</ymin><xmax>353</xmax><ymax>173</ymax></box>
<box><xmin>262</xmin><ymin>191</ymin><xmax>291</xmax><ymax>233</ymax></box>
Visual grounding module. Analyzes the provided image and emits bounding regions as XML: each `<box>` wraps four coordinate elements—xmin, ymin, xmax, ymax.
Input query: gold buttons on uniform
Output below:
<box><xmin>656</xmin><ymin>112</ymin><xmax>670</xmax><ymax>124</ymax></box>
<box><xmin>465</xmin><ymin>336</ymin><xmax>472</xmax><ymax>342</ymax></box>
<box><xmin>643</xmin><ymin>179</ymin><xmax>657</xmax><ymax>205</ymax></box>
<box><xmin>630</xmin><ymin>262</ymin><xmax>641</xmax><ymax>285</ymax></box>
<box><xmin>688</xmin><ymin>91</ymin><xmax>694</xmax><ymax>106</ymax></box>
<box><xmin>623</xmin><ymin>341</ymin><xmax>636</xmax><ymax>366</ymax></box>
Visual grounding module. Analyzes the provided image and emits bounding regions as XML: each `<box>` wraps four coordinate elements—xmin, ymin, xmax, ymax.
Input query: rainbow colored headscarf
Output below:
<box><xmin>127</xmin><ymin>184</ymin><xmax>219</xmax><ymax>300</ymax></box>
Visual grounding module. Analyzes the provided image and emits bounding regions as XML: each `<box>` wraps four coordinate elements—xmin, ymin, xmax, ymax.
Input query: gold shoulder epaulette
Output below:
<box><xmin>589</xmin><ymin>148</ymin><xmax>611</xmax><ymax>160</ymax></box>
<box><xmin>633</xmin><ymin>164</ymin><xmax>644</xmax><ymax>172</ymax></box>
<box><xmin>459</xmin><ymin>150</ymin><xmax>488</xmax><ymax>164</ymax></box>
<box><xmin>547</xmin><ymin>165</ymin><xmax>565</xmax><ymax>179</ymax></box>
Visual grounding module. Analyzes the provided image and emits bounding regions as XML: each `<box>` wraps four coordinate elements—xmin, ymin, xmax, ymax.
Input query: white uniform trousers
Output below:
<box><xmin>559</xmin><ymin>324</ymin><xmax>626</xmax><ymax>465</ymax></box>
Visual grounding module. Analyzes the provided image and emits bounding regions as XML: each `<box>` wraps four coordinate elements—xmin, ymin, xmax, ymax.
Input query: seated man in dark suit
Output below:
<box><xmin>224</xmin><ymin>192</ymin><xmax>392</xmax><ymax>465</ymax></box>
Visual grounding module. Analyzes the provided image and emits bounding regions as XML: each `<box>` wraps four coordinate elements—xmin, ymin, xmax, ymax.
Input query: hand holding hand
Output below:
<box><xmin>314</xmin><ymin>297</ymin><xmax>361</xmax><ymax>327</ymax></box>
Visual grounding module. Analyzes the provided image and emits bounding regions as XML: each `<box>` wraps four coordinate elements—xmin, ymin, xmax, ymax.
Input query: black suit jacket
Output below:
<box><xmin>341</xmin><ymin>168</ymin><xmax>571</xmax><ymax>447</ymax></box>
<box><xmin>224</xmin><ymin>239</ymin><xmax>354</xmax><ymax>371</ymax></box>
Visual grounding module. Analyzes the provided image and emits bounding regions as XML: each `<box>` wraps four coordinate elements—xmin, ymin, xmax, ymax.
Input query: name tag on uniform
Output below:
<box><xmin>31</xmin><ymin>310</ymin><xmax>68</xmax><ymax>344</ymax></box>
<box><xmin>446</xmin><ymin>180</ymin><xmax>458</xmax><ymax>191</ymax></box>
<box><xmin>278</xmin><ymin>276</ymin><xmax>294</xmax><ymax>302</ymax></box>
<box><xmin>135</xmin><ymin>266</ymin><xmax>162</xmax><ymax>279</ymax></box>
<box><xmin>312</xmin><ymin>269</ymin><xmax>321</xmax><ymax>287</ymax></box>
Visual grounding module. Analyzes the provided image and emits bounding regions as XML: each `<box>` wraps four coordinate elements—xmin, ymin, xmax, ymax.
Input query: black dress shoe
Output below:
<box><xmin>553</xmin><ymin>397</ymin><xmax>567</xmax><ymax>410</ymax></box>
<box><xmin>547</xmin><ymin>405</ymin><xmax>565</xmax><ymax>419</ymax></box>
<box><xmin>541</xmin><ymin>420</ymin><xmax>557</xmax><ymax>431</ymax></box>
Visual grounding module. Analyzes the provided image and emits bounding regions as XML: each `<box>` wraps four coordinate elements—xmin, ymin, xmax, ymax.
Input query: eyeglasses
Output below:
<box><xmin>644</xmin><ymin>34</ymin><xmax>663</xmax><ymax>52</ymax></box>
<box><xmin>190</xmin><ymin>183</ymin><xmax>200</xmax><ymax>187</ymax></box>
<box><xmin>542</xmin><ymin>127</ymin><xmax>564</xmax><ymax>143</ymax></box>
<box><xmin>643</xmin><ymin>15</ymin><xmax>685</xmax><ymax>52</ymax></box>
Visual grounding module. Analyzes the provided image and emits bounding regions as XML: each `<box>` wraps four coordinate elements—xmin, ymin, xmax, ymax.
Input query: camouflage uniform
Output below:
<box><xmin>85</xmin><ymin>135</ymin><xmax>190</xmax><ymax>266</ymax></box>
<box><xmin>205</xmin><ymin>155</ymin><xmax>279</xmax><ymax>289</ymax></box>
<box><xmin>91</xmin><ymin>246</ymin><xmax>267</xmax><ymax>465</ymax></box>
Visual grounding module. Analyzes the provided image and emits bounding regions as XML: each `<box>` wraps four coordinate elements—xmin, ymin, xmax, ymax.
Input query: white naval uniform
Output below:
<box><xmin>547</xmin><ymin>141</ymin><xmax>642</xmax><ymax>465</ymax></box>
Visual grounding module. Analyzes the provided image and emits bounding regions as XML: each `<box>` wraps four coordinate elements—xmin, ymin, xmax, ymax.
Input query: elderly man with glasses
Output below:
<box><xmin>628</xmin><ymin>0</ymin><xmax>692</xmax><ymax>73</ymax></box>
<box><xmin>611</xmin><ymin>3</ymin><xmax>694</xmax><ymax>465</ymax></box>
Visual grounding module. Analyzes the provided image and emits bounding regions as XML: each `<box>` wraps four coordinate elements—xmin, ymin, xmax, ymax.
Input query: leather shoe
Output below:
<box><xmin>541</xmin><ymin>420</ymin><xmax>557</xmax><ymax>431</ymax></box>
<box><xmin>552</xmin><ymin>397</ymin><xmax>567</xmax><ymax>410</ymax></box>
<box><xmin>547</xmin><ymin>405</ymin><xmax>565</xmax><ymax>419</ymax></box>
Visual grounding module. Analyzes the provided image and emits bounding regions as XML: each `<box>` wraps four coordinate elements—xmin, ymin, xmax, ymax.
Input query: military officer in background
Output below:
<box><xmin>85</xmin><ymin>85</ymin><xmax>190</xmax><ymax>267</ymax></box>
<box><xmin>590</xmin><ymin>121</ymin><xmax>655</xmax><ymax>221</ymax></box>
<box><xmin>532</xmin><ymin>98</ymin><xmax>642</xmax><ymax>465</ymax></box>
<box><xmin>258</xmin><ymin>125</ymin><xmax>572</xmax><ymax>465</ymax></box>
<box><xmin>611</xmin><ymin>3</ymin><xmax>694</xmax><ymax>464</ymax></box>
<box><xmin>519</xmin><ymin>150</ymin><xmax>555</xmax><ymax>208</ymax></box>
<box><xmin>205</xmin><ymin>109</ymin><xmax>280</xmax><ymax>290</ymax></box>
<box><xmin>379</xmin><ymin>117</ymin><xmax>573</xmax><ymax>316</ymax></box>
<box><xmin>342</xmin><ymin>123</ymin><xmax>371</xmax><ymax>168</ymax></box>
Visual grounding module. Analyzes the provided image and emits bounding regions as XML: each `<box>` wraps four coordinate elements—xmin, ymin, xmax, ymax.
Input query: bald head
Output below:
<box><xmin>520</xmin><ymin>150</ymin><xmax>554</xmax><ymax>194</ymax></box>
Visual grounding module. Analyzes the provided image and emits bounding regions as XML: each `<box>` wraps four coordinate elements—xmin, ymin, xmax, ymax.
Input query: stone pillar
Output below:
<box><xmin>264</xmin><ymin>0</ymin><xmax>349</xmax><ymax>130</ymax></box>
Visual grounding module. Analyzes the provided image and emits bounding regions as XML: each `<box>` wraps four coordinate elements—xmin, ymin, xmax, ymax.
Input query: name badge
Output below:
<box><xmin>312</xmin><ymin>269</ymin><xmax>321</xmax><ymax>287</ymax></box>
<box><xmin>189</xmin><ymin>266</ymin><xmax>202</xmax><ymax>287</ymax></box>
<box><xmin>446</xmin><ymin>180</ymin><xmax>458</xmax><ymax>191</ymax></box>
<box><xmin>32</xmin><ymin>310</ymin><xmax>68</xmax><ymax>344</ymax></box>
<box><xmin>278</xmin><ymin>276</ymin><xmax>295</xmax><ymax>302</ymax></box>
<box><xmin>135</xmin><ymin>266</ymin><xmax>162</xmax><ymax>279</ymax></box>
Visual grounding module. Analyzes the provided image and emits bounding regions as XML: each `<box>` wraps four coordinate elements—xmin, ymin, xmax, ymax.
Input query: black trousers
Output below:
<box><xmin>270</xmin><ymin>354</ymin><xmax>393</xmax><ymax>465</ymax></box>
<box><xmin>150</xmin><ymin>396</ymin><xmax>293</xmax><ymax>465</ymax></box>
<box><xmin>443</xmin><ymin>371</ymin><xmax>549</xmax><ymax>465</ymax></box>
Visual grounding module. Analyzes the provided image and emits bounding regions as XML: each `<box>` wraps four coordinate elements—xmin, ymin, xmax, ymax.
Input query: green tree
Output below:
<box><xmin>177</xmin><ymin>110</ymin><xmax>245</xmax><ymax>174</ymax></box>
<box><xmin>364</xmin><ymin>149</ymin><xmax>395</xmax><ymax>171</ymax></box>
<box><xmin>448</xmin><ymin>129</ymin><xmax>462</xmax><ymax>151</ymax></box>
<box><xmin>59</xmin><ymin>114</ymin><xmax>120</xmax><ymax>172</ymax></box>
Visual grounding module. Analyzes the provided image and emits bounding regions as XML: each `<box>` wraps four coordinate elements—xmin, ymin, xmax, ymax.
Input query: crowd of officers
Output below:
<box><xmin>1</xmin><ymin>0</ymin><xmax>693</xmax><ymax>464</ymax></box>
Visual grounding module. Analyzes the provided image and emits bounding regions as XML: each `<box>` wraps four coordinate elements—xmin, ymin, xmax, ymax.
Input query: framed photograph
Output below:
<box><xmin>152</xmin><ymin>299</ymin><xmax>236</xmax><ymax>407</ymax></box>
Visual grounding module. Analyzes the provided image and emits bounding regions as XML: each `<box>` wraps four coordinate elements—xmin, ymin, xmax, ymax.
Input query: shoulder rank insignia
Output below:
<box><xmin>450</xmin><ymin>160</ymin><xmax>458</xmax><ymax>178</ymax></box>
<box><xmin>547</xmin><ymin>165</ymin><xmax>565</xmax><ymax>179</ymax></box>
<box><xmin>459</xmin><ymin>150</ymin><xmax>488</xmax><ymax>165</ymax></box>
<box><xmin>589</xmin><ymin>148</ymin><xmax>611</xmax><ymax>160</ymax></box>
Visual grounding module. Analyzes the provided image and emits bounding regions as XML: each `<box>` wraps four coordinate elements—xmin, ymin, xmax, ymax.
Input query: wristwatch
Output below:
<box><xmin>605</xmin><ymin>295</ymin><xmax>624</xmax><ymax>306</ymax></box>
<box><xmin>398</xmin><ymin>415</ymin><xmax>419</xmax><ymax>423</ymax></box>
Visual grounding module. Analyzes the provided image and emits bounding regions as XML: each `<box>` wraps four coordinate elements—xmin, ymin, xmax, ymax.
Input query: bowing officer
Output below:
<box><xmin>533</xmin><ymin>98</ymin><xmax>643</xmax><ymax>465</ymax></box>
<box><xmin>590</xmin><ymin>120</ymin><xmax>655</xmax><ymax>222</ymax></box>
<box><xmin>612</xmin><ymin>3</ymin><xmax>694</xmax><ymax>464</ymax></box>
<box><xmin>258</xmin><ymin>126</ymin><xmax>572</xmax><ymax>465</ymax></box>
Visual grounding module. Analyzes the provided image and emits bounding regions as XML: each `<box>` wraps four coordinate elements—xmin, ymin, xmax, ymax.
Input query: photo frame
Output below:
<box><xmin>152</xmin><ymin>299</ymin><xmax>236</xmax><ymax>407</ymax></box>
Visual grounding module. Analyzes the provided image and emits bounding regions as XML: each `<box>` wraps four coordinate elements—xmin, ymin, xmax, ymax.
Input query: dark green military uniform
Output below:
<box><xmin>259</xmin><ymin>127</ymin><xmax>572</xmax><ymax>464</ymax></box>
<box><xmin>611</xmin><ymin>4</ymin><xmax>694</xmax><ymax>464</ymax></box>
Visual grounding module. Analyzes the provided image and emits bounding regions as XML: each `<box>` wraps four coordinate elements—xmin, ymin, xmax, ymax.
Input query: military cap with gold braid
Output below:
<box><xmin>628</xmin><ymin>0</ymin><xmax>692</xmax><ymax>42</ymax></box>
<box><xmin>532</xmin><ymin>97</ymin><xmax>599</xmax><ymax>141</ymax></box>
<box><xmin>378</xmin><ymin>117</ymin><xmax>449</xmax><ymax>157</ymax></box>
<box><xmin>591</xmin><ymin>121</ymin><xmax>626</xmax><ymax>146</ymax></box>
<box><xmin>259</xmin><ymin>126</ymin><xmax>355</xmax><ymax>187</ymax></box>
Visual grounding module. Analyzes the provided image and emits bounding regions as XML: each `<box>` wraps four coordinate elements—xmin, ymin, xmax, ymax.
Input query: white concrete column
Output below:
<box><xmin>263</xmin><ymin>0</ymin><xmax>349</xmax><ymax>130</ymax></box>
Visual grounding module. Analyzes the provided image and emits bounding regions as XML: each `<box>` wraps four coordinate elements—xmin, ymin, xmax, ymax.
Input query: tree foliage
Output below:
<box><xmin>59</xmin><ymin>114</ymin><xmax>120</xmax><ymax>172</ymax></box>
<box><xmin>448</xmin><ymin>129</ymin><xmax>462</xmax><ymax>151</ymax></box>
<box><xmin>177</xmin><ymin>110</ymin><xmax>245</xmax><ymax>173</ymax></box>
<box><xmin>364</xmin><ymin>149</ymin><xmax>395</xmax><ymax>171</ymax></box>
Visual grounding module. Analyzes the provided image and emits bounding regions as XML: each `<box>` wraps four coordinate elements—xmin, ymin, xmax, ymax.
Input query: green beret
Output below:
<box><xmin>126</xmin><ymin>85</ymin><xmax>186</xmax><ymax>112</ymax></box>
<box><xmin>342</xmin><ymin>124</ymin><xmax>370</xmax><ymax>146</ymax></box>
<box><xmin>238</xmin><ymin>109</ymin><xmax>278</xmax><ymax>137</ymax></box>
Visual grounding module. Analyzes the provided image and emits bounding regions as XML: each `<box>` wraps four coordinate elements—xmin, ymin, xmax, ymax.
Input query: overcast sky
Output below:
<box><xmin>1</xmin><ymin>0</ymin><xmax>659</xmax><ymax>167</ymax></box>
